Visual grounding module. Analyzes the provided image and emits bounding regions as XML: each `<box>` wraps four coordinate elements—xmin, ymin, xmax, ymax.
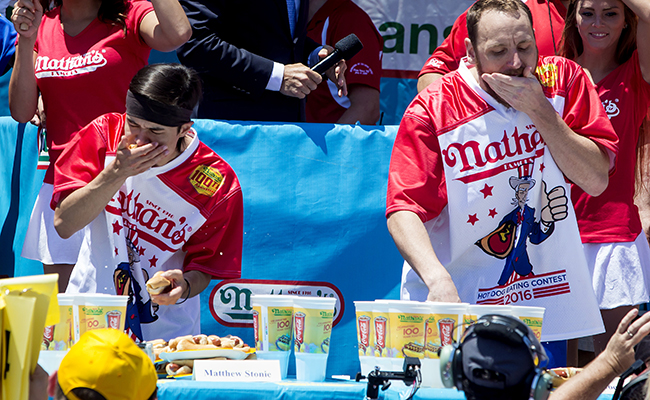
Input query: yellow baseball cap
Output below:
<box><xmin>58</xmin><ymin>329</ymin><xmax>157</xmax><ymax>400</ymax></box>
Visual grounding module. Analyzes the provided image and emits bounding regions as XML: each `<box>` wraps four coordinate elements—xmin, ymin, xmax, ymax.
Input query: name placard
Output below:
<box><xmin>193</xmin><ymin>360</ymin><xmax>281</xmax><ymax>382</ymax></box>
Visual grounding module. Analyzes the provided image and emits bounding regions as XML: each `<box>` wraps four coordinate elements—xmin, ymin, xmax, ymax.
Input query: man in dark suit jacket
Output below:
<box><xmin>177</xmin><ymin>0</ymin><xmax>347</xmax><ymax>122</ymax></box>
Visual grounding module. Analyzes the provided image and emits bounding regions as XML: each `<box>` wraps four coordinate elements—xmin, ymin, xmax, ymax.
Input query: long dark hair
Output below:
<box><xmin>40</xmin><ymin>0</ymin><xmax>128</xmax><ymax>33</ymax></box>
<box><xmin>559</xmin><ymin>0</ymin><xmax>637</xmax><ymax>65</ymax></box>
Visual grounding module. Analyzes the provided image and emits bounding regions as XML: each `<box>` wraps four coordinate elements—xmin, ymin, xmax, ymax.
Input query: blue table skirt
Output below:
<box><xmin>156</xmin><ymin>380</ymin><xmax>614</xmax><ymax>400</ymax></box>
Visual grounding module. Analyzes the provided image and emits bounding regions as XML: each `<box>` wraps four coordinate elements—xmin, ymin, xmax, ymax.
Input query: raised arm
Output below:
<box><xmin>8</xmin><ymin>0</ymin><xmax>41</xmax><ymax>123</ymax></box>
<box><xmin>55</xmin><ymin>137</ymin><xmax>169</xmax><ymax>239</ymax></box>
<box><xmin>387</xmin><ymin>210</ymin><xmax>461</xmax><ymax>302</ymax></box>
<box><xmin>138</xmin><ymin>0</ymin><xmax>192</xmax><ymax>52</ymax></box>
<box><xmin>623</xmin><ymin>0</ymin><xmax>650</xmax><ymax>83</ymax></box>
<box><xmin>550</xmin><ymin>309</ymin><xmax>650</xmax><ymax>400</ymax></box>
<box><xmin>482</xmin><ymin>66</ymin><xmax>611</xmax><ymax>196</ymax></box>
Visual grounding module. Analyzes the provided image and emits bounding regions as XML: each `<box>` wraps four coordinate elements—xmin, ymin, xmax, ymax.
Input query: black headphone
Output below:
<box><xmin>439</xmin><ymin>314</ymin><xmax>553</xmax><ymax>400</ymax></box>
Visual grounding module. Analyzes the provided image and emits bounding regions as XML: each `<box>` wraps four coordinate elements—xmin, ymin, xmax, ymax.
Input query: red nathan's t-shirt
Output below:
<box><xmin>35</xmin><ymin>0</ymin><xmax>153</xmax><ymax>184</ymax></box>
<box><xmin>387</xmin><ymin>56</ymin><xmax>618</xmax><ymax>221</ymax></box>
<box><xmin>572</xmin><ymin>51</ymin><xmax>650</xmax><ymax>243</ymax></box>
<box><xmin>419</xmin><ymin>0</ymin><xmax>566</xmax><ymax>78</ymax></box>
<box><xmin>306</xmin><ymin>0</ymin><xmax>383</xmax><ymax>123</ymax></box>
<box><xmin>53</xmin><ymin>112</ymin><xmax>243</xmax><ymax>279</ymax></box>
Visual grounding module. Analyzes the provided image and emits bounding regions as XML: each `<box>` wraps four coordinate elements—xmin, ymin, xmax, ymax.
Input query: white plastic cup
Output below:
<box><xmin>420</xmin><ymin>302</ymin><xmax>468</xmax><ymax>388</ymax></box>
<box><xmin>384</xmin><ymin>300</ymin><xmax>430</xmax><ymax>359</ymax></box>
<box><xmin>293</xmin><ymin>296</ymin><xmax>336</xmax><ymax>381</ymax></box>
<box><xmin>251</xmin><ymin>295</ymin><xmax>296</xmax><ymax>379</ymax></box>
<box><xmin>510</xmin><ymin>305</ymin><xmax>545</xmax><ymax>341</ymax></box>
<box><xmin>75</xmin><ymin>294</ymin><xmax>128</xmax><ymax>341</ymax></box>
<box><xmin>370</xmin><ymin>300</ymin><xmax>393</xmax><ymax>373</ymax></box>
<box><xmin>465</xmin><ymin>304</ymin><xmax>514</xmax><ymax>327</ymax></box>
<box><xmin>42</xmin><ymin>294</ymin><xmax>75</xmax><ymax>351</ymax></box>
<box><xmin>354</xmin><ymin>301</ymin><xmax>376</xmax><ymax>376</ymax></box>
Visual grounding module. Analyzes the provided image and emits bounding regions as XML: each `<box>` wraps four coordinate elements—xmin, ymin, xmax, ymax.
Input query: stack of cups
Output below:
<box><xmin>251</xmin><ymin>295</ymin><xmax>337</xmax><ymax>381</ymax></box>
<box><xmin>42</xmin><ymin>294</ymin><xmax>75</xmax><ymax>351</ymax></box>
<box><xmin>353</xmin><ymin>301</ymin><xmax>376</xmax><ymax>376</ymax></box>
<box><xmin>377</xmin><ymin>299</ymin><xmax>431</xmax><ymax>386</ymax></box>
<box><xmin>465</xmin><ymin>304</ymin><xmax>545</xmax><ymax>340</ymax></box>
<box><xmin>421</xmin><ymin>302</ymin><xmax>468</xmax><ymax>388</ymax></box>
<box><xmin>293</xmin><ymin>296</ymin><xmax>337</xmax><ymax>382</ymax></box>
<box><xmin>73</xmin><ymin>294</ymin><xmax>128</xmax><ymax>341</ymax></box>
<box><xmin>371</xmin><ymin>300</ymin><xmax>392</xmax><ymax>372</ymax></box>
<box><xmin>510</xmin><ymin>305</ymin><xmax>545</xmax><ymax>340</ymax></box>
<box><xmin>251</xmin><ymin>295</ymin><xmax>296</xmax><ymax>379</ymax></box>
<box><xmin>352</xmin><ymin>301</ymin><xmax>545</xmax><ymax>388</ymax></box>
<box><xmin>38</xmin><ymin>294</ymin><xmax>76</xmax><ymax>375</ymax></box>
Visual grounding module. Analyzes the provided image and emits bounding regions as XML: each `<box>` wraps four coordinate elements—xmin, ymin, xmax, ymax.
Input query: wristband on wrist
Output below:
<box><xmin>176</xmin><ymin>278</ymin><xmax>191</xmax><ymax>305</ymax></box>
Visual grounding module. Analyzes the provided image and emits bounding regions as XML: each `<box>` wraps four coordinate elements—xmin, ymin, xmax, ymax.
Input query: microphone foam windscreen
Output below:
<box><xmin>335</xmin><ymin>33</ymin><xmax>364</xmax><ymax>60</ymax></box>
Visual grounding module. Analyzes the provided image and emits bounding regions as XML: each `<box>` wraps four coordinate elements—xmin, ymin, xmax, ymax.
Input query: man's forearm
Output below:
<box><xmin>336</xmin><ymin>85</ymin><xmax>380</xmax><ymax>124</ymax></box>
<box><xmin>184</xmin><ymin>270</ymin><xmax>212</xmax><ymax>298</ymax></box>
<box><xmin>387</xmin><ymin>210</ymin><xmax>461</xmax><ymax>302</ymax></box>
<box><xmin>549</xmin><ymin>356</ymin><xmax>617</xmax><ymax>400</ymax></box>
<box><xmin>54</xmin><ymin>167</ymin><xmax>126</xmax><ymax>239</ymax></box>
<box><xmin>527</xmin><ymin>101</ymin><xmax>609</xmax><ymax>196</ymax></box>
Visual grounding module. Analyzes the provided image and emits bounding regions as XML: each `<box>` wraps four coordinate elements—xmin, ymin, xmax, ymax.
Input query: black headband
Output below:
<box><xmin>125</xmin><ymin>90</ymin><xmax>193</xmax><ymax>127</ymax></box>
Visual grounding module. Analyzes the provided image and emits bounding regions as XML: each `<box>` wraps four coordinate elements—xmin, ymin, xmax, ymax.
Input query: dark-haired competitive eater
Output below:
<box><xmin>52</xmin><ymin>64</ymin><xmax>243</xmax><ymax>341</ymax></box>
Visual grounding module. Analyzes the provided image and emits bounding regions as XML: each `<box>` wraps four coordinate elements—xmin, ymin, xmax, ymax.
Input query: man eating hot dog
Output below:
<box><xmin>52</xmin><ymin>64</ymin><xmax>243</xmax><ymax>341</ymax></box>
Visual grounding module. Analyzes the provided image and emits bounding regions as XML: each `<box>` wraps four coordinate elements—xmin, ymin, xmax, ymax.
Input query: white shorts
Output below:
<box><xmin>583</xmin><ymin>232</ymin><xmax>650</xmax><ymax>309</ymax></box>
<box><xmin>21</xmin><ymin>183</ymin><xmax>83</xmax><ymax>265</ymax></box>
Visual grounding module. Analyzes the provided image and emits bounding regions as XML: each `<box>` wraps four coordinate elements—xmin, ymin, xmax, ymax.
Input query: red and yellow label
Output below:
<box><xmin>536</xmin><ymin>63</ymin><xmax>558</xmax><ymax>88</ymax></box>
<box><xmin>189</xmin><ymin>165</ymin><xmax>223</xmax><ymax>197</ymax></box>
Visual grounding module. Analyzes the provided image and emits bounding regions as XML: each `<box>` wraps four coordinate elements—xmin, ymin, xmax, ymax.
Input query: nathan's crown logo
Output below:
<box><xmin>190</xmin><ymin>165</ymin><xmax>223</xmax><ymax>197</ymax></box>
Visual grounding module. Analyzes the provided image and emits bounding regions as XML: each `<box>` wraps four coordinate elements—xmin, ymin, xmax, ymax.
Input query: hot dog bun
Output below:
<box><xmin>146</xmin><ymin>271</ymin><xmax>171</xmax><ymax>295</ymax></box>
<box><xmin>549</xmin><ymin>367</ymin><xmax>582</xmax><ymax>388</ymax></box>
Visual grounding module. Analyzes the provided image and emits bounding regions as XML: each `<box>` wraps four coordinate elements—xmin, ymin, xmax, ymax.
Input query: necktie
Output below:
<box><xmin>287</xmin><ymin>0</ymin><xmax>296</xmax><ymax>38</ymax></box>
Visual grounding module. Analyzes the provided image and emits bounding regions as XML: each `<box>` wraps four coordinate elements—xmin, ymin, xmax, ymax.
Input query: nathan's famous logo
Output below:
<box><xmin>209</xmin><ymin>279</ymin><xmax>344</xmax><ymax>328</ymax></box>
<box><xmin>535</xmin><ymin>63</ymin><xmax>558</xmax><ymax>88</ymax></box>
<box><xmin>115</xmin><ymin>190</ymin><xmax>189</xmax><ymax>246</ymax></box>
<box><xmin>35</xmin><ymin>50</ymin><xmax>108</xmax><ymax>78</ymax></box>
<box><xmin>189</xmin><ymin>165</ymin><xmax>223</xmax><ymax>197</ymax></box>
<box><xmin>398</xmin><ymin>314</ymin><xmax>423</xmax><ymax>323</ymax></box>
<box><xmin>83</xmin><ymin>307</ymin><xmax>104</xmax><ymax>316</ymax></box>
<box><xmin>442</xmin><ymin>125</ymin><xmax>543</xmax><ymax>173</ymax></box>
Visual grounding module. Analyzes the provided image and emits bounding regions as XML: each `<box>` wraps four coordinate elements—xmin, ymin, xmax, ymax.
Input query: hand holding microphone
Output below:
<box><xmin>280</xmin><ymin>34</ymin><xmax>363</xmax><ymax>99</ymax></box>
<box><xmin>312</xmin><ymin>33</ymin><xmax>364</xmax><ymax>76</ymax></box>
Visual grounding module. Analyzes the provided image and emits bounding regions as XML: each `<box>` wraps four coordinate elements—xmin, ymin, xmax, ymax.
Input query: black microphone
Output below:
<box><xmin>311</xmin><ymin>33</ymin><xmax>363</xmax><ymax>76</ymax></box>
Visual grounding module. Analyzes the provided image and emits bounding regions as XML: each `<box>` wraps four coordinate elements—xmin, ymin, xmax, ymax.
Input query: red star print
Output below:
<box><xmin>138</xmin><ymin>246</ymin><xmax>146</xmax><ymax>256</ymax></box>
<box><xmin>479</xmin><ymin>184</ymin><xmax>494</xmax><ymax>199</ymax></box>
<box><xmin>488</xmin><ymin>208</ymin><xmax>498</xmax><ymax>218</ymax></box>
<box><xmin>114</xmin><ymin>247</ymin><xmax>119</xmax><ymax>255</ymax></box>
<box><xmin>149</xmin><ymin>255</ymin><xmax>158</xmax><ymax>268</ymax></box>
<box><xmin>112</xmin><ymin>220</ymin><xmax>122</xmax><ymax>235</ymax></box>
<box><xmin>539</xmin><ymin>163</ymin><xmax>545</xmax><ymax>172</ymax></box>
<box><xmin>467</xmin><ymin>214</ymin><xmax>479</xmax><ymax>225</ymax></box>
